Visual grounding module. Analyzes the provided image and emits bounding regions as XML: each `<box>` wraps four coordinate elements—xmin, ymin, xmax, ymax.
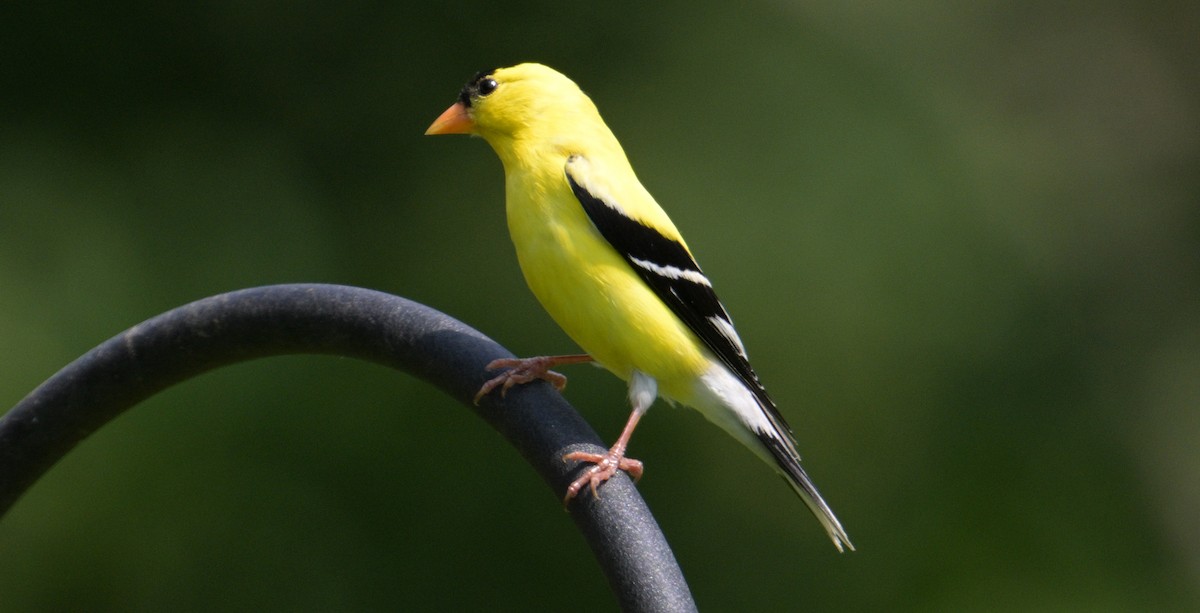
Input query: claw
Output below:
<box><xmin>472</xmin><ymin>355</ymin><xmax>591</xmax><ymax>405</ymax></box>
<box><xmin>562</xmin><ymin>448</ymin><xmax>644</xmax><ymax>504</ymax></box>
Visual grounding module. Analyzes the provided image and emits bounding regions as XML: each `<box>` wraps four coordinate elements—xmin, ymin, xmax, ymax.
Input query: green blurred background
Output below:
<box><xmin>2</xmin><ymin>2</ymin><xmax>1197</xmax><ymax>611</ymax></box>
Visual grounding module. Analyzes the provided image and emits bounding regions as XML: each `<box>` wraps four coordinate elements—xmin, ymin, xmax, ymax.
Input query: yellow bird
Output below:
<box><xmin>426</xmin><ymin>63</ymin><xmax>852</xmax><ymax>551</ymax></box>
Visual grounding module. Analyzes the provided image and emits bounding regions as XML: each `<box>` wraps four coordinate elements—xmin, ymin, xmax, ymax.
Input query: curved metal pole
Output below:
<box><xmin>0</xmin><ymin>284</ymin><xmax>696</xmax><ymax>613</ymax></box>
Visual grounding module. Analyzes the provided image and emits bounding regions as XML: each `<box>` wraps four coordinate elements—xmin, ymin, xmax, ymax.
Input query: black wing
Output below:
<box><xmin>564</xmin><ymin>156</ymin><xmax>793</xmax><ymax>438</ymax></box>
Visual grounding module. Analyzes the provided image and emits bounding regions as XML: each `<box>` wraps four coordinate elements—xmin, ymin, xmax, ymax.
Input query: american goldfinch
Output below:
<box><xmin>426</xmin><ymin>63</ymin><xmax>853</xmax><ymax>551</ymax></box>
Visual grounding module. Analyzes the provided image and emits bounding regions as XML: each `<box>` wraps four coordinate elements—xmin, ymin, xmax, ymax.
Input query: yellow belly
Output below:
<box><xmin>506</xmin><ymin>178</ymin><xmax>708</xmax><ymax>401</ymax></box>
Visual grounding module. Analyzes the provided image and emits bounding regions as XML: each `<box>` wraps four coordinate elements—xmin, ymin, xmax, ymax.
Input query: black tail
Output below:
<box><xmin>761</xmin><ymin>434</ymin><xmax>854</xmax><ymax>552</ymax></box>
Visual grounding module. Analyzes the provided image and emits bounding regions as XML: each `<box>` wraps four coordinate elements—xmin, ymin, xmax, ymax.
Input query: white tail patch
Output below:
<box><xmin>694</xmin><ymin>363</ymin><xmax>774</xmax><ymax>438</ymax></box>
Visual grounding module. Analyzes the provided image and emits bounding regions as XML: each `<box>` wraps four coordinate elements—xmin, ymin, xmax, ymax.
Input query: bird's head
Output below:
<box><xmin>426</xmin><ymin>63</ymin><xmax>614</xmax><ymax>162</ymax></box>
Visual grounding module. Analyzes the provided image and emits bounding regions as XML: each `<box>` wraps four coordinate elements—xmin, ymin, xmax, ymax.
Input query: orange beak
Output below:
<box><xmin>425</xmin><ymin>101</ymin><xmax>474</xmax><ymax>135</ymax></box>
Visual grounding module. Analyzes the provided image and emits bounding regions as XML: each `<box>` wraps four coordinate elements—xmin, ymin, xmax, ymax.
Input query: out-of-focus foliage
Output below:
<box><xmin>2</xmin><ymin>2</ymin><xmax>1197</xmax><ymax>611</ymax></box>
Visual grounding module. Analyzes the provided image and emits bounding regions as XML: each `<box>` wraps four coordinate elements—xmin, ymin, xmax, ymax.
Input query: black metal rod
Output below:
<box><xmin>0</xmin><ymin>284</ymin><xmax>696</xmax><ymax>613</ymax></box>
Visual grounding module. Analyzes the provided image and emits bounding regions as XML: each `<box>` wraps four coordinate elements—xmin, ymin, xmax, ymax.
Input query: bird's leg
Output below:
<box><xmin>561</xmin><ymin>371</ymin><xmax>656</xmax><ymax>504</ymax></box>
<box><xmin>562</xmin><ymin>406</ymin><xmax>647</xmax><ymax>503</ymax></box>
<box><xmin>473</xmin><ymin>353</ymin><xmax>593</xmax><ymax>405</ymax></box>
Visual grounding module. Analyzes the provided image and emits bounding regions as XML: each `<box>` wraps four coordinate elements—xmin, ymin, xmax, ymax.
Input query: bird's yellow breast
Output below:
<box><xmin>503</xmin><ymin>161</ymin><xmax>709</xmax><ymax>401</ymax></box>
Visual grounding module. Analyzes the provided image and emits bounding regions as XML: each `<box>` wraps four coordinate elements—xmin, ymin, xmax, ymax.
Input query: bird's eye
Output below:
<box><xmin>477</xmin><ymin>78</ymin><xmax>498</xmax><ymax>96</ymax></box>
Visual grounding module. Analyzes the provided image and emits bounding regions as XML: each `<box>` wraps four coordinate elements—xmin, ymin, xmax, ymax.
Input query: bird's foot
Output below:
<box><xmin>562</xmin><ymin>446</ymin><xmax>644</xmax><ymax>504</ymax></box>
<box><xmin>473</xmin><ymin>355</ymin><xmax>591</xmax><ymax>405</ymax></box>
